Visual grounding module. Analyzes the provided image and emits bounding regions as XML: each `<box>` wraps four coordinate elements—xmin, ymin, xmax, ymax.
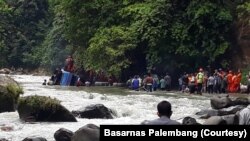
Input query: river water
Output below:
<box><xmin>0</xmin><ymin>75</ymin><xmax>211</xmax><ymax>141</ymax></box>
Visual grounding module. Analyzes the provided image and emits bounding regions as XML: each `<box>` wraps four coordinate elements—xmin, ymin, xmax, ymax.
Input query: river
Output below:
<box><xmin>0</xmin><ymin>75</ymin><xmax>211</xmax><ymax>141</ymax></box>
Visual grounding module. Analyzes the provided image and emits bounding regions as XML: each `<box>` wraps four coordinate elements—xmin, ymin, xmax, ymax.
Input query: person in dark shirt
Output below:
<box><xmin>141</xmin><ymin>100</ymin><xmax>180</xmax><ymax>125</ymax></box>
<box><xmin>144</xmin><ymin>73</ymin><xmax>153</xmax><ymax>92</ymax></box>
<box><xmin>42</xmin><ymin>79</ymin><xmax>47</xmax><ymax>85</ymax></box>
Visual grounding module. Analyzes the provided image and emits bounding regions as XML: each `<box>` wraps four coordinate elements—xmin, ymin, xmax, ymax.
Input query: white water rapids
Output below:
<box><xmin>0</xmin><ymin>75</ymin><xmax>211</xmax><ymax>141</ymax></box>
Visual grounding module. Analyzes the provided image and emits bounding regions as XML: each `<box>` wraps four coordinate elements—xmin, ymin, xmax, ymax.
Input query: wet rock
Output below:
<box><xmin>17</xmin><ymin>96</ymin><xmax>77</xmax><ymax>122</ymax></box>
<box><xmin>221</xmin><ymin>114</ymin><xmax>238</xmax><ymax>125</ymax></box>
<box><xmin>203</xmin><ymin>116</ymin><xmax>227</xmax><ymax>125</ymax></box>
<box><xmin>218</xmin><ymin>105</ymin><xmax>246</xmax><ymax>116</ymax></box>
<box><xmin>182</xmin><ymin>117</ymin><xmax>201</xmax><ymax>125</ymax></box>
<box><xmin>72</xmin><ymin>104</ymin><xmax>114</xmax><ymax>119</ymax></box>
<box><xmin>54</xmin><ymin>128</ymin><xmax>74</xmax><ymax>141</ymax></box>
<box><xmin>22</xmin><ymin>137</ymin><xmax>47</xmax><ymax>141</ymax></box>
<box><xmin>210</xmin><ymin>96</ymin><xmax>232</xmax><ymax>109</ymax></box>
<box><xmin>71</xmin><ymin>124</ymin><xmax>99</xmax><ymax>141</ymax></box>
<box><xmin>196</xmin><ymin>105</ymin><xmax>246</xmax><ymax>119</ymax></box>
<box><xmin>211</xmin><ymin>96</ymin><xmax>250</xmax><ymax>110</ymax></box>
<box><xmin>0</xmin><ymin>75</ymin><xmax>19</xmax><ymax>87</ymax></box>
<box><xmin>0</xmin><ymin>68</ymin><xmax>11</xmax><ymax>74</ymax></box>
<box><xmin>0</xmin><ymin>75</ymin><xmax>23</xmax><ymax>113</ymax></box>
<box><xmin>196</xmin><ymin>109</ymin><xmax>219</xmax><ymax>119</ymax></box>
<box><xmin>0</xmin><ymin>86</ymin><xmax>15</xmax><ymax>113</ymax></box>
<box><xmin>0</xmin><ymin>126</ymin><xmax>14</xmax><ymax>131</ymax></box>
<box><xmin>230</xmin><ymin>97</ymin><xmax>250</xmax><ymax>106</ymax></box>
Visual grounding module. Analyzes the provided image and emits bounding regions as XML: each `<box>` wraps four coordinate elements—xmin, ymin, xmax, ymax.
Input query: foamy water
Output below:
<box><xmin>0</xmin><ymin>75</ymin><xmax>210</xmax><ymax>141</ymax></box>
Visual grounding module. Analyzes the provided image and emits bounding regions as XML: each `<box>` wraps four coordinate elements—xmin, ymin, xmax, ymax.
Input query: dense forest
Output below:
<box><xmin>0</xmin><ymin>0</ymin><xmax>250</xmax><ymax>81</ymax></box>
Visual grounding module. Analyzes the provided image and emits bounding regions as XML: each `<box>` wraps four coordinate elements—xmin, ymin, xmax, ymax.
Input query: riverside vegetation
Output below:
<box><xmin>0</xmin><ymin>0</ymin><xmax>250</xmax><ymax>81</ymax></box>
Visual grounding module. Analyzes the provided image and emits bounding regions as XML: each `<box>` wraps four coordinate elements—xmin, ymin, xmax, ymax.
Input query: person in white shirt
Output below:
<box><xmin>238</xmin><ymin>105</ymin><xmax>250</xmax><ymax>125</ymax></box>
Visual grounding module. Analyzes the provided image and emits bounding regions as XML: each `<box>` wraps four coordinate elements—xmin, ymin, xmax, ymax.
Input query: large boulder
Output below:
<box><xmin>182</xmin><ymin>117</ymin><xmax>201</xmax><ymax>125</ymax></box>
<box><xmin>196</xmin><ymin>109</ymin><xmax>219</xmax><ymax>119</ymax></box>
<box><xmin>218</xmin><ymin>105</ymin><xmax>246</xmax><ymax>116</ymax></box>
<box><xmin>0</xmin><ymin>68</ymin><xmax>11</xmax><ymax>74</ymax></box>
<box><xmin>203</xmin><ymin>114</ymin><xmax>238</xmax><ymax>125</ymax></box>
<box><xmin>0</xmin><ymin>86</ymin><xmax>15</xmax><ymax>113</ymax></box>
<box><xmin>0</xmin><ymin>75</ymin><xmax>19</xmax><ymax>87</ymax></box>
<box><xmin>72</xmin><ymin>104</ymin><xmax>114</xmax><ymax>119</ymax></box>
<box><xmin>196</xmin><ymin>105</ymin><xmax>246</xmax><ymax>119</ymax></box>
<box><xmin>230</xmin><ymin>97</ymin><xmax>250</xmax><ymax>106</ymax></box>
<box><xmin>71</xmin><ymin>124</ymin><xmax>100</xmax><ymax>141</ymax></box>
<box><xmin>22</xmin><ymin>137</ymin><xmax>47</xmax><ymax>141</ymax></box>
<box><xmin>221</xmin><ymin>114</ymin><xmax>238</xmax><ymax>125</ymax></box>
<box><xmin>17</xmin><ymin>96</ymin><xmax>77</xmax><ymax>122</ymax></box>
<box><xmin>203</xmin><ymin>116</ymin><xmax>227</xmax><ymax>125</ymax></box>
<box><xmin>0</xmin><ymin>75</ymin><xmax>23</xmax><ymax>113</ymax></box>
<box><xmin>210</xmin><ymin>96</ymin><xmax>232</xmax><ymax>109</ymax></box>
<box><xmin>54</xmin><ymin>128</ymin><xmax>74</xmax><ymax>141</ymax></box>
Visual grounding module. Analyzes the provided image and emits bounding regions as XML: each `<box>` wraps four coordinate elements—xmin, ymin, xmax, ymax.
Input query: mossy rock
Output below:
<box><xmin>0</xmin><ymin>75</ymin><xmax>19</xmax><ymax>87</ymax></box>
<box><xmin>17</xmin><ymin>96</ymin><xmax>77</xmax><ymax>122</ymax></box>
<box><xmin>0</xmin><ymin>84</ymin><xmax>23</xmax><ymax>113</ymax></box>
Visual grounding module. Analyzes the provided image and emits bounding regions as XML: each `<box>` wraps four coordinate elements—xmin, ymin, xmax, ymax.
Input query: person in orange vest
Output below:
<box><xmin>233</xmin><ymin>69</ymin><xmax>242</xmax><ymax>93</ymax></box>
<box><xmin>227</xmin><ymin>70</ymin><xmax>233</xmax><ymax>93</ymax></box>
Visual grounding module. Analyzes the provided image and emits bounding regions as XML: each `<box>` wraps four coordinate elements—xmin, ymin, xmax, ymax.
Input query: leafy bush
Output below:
<box><xmin>241</xmin><ymin>67</ymin><xmax>250</xmax><ymax>85</ymax></box>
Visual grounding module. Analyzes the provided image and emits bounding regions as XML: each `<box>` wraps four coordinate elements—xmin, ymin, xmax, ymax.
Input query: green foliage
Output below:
<box><xmin>38</xmin><ymin>2</ymin><xmax>70</xmax><ymax>70</ymax></box>
<box><xmin>1</xmin><ymin>0</ymin><xmax>247</xmax><ymax>80</ymax></box>
<box><xmin>241</xmin><ymin>67</ymin><xmax>250</xmax><ymax>85</ymax></box>
<box><xmin>86</xmin><ymin>26</ymin><xmax>138</xmax><ymax>76</ymax></box>
<box><xmin>0</xmin><ymin>1</ymin><xmax>12</xmax><ymax>67</ymax></box>
<box><xmin>0</xmin><ymin>0</ymin><xmax>50</xmax><ymax>68</ymax></box>
<box><xmin>43</xmin><ymin>0</ymin><xmax>236</xmax><ymax>77</ymax></box>
<box><xmin>172</xmin><ymin>1</ymin><xmax>232</xmax><ymax>61</ymax></box>
<box><xmin>237</xmin><ymin>2</ymin><xmax>250</xmax><ymax>18</ymax></box>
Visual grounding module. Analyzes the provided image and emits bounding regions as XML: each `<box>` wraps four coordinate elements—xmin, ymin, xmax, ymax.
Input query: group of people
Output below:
<box><xmin>43</xmin><ymin>67</ymin><xmax>63</xmax><ymax>85</ymax></box>
<box><xmin>127</xmin><ymin>73</ymin><xmax>172</xmax><ymax>92</ymax></box>
<box><xmin>43</xmin><ymin>55</ymin><xmax>74</xmax><ymax>86</ymax></box>
<box><xmin>178</xmin><ymin>68</ymin><xmax>250</xmax><ymax>95</ymax></box>
<box><xmin>125</xmin><ymin>67</ymin><xmax>250</xmax><ymax>95</ymax></box>
<box><xmin>44</xmin><ymin>55</ymin><xmax>250</xmax><ymax>95</ymax></box>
